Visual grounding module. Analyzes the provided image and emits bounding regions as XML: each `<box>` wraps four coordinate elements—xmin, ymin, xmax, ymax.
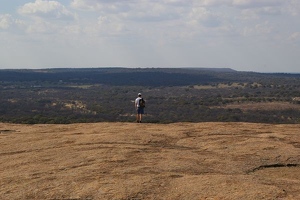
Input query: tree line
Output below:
<box><xmin>0</xmin><ymin>68</ymin><xmax>299</xmax><ymax>124</ymax></box>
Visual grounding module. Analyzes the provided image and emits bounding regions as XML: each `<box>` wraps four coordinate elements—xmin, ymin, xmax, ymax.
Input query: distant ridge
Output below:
<box><xmin>186</xmin><ymin>67</ymin><xmax>236</xmax><ymax>72</ymax></box>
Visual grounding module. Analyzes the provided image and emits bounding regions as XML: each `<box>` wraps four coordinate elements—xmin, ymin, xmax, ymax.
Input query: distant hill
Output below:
<box><xmin>186</xmin><ymin>67</ymin><xmax>236</xmax><ymax>72</ymax></box>
<box><xmin>1</xmin><ymin>67</ymin><xmax>298</xmax><ymax>87</ymax></box>
<box><xmin>0</xmin><ymin>67</ymin><xmax>230</xmax><ymax>86</ymax></box>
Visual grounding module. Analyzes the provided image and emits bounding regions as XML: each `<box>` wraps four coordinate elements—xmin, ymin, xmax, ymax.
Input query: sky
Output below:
<box><xmin>0</xmin><ymin>0</ymin><xmax>299</xmax><ymax>73</ymax></box>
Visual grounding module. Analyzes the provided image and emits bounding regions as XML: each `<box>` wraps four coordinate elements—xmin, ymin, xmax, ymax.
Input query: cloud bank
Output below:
<box><xmin>0</xmin><ymin>0</ymin><xmax>299</xmax><ymax>72</ymax></box>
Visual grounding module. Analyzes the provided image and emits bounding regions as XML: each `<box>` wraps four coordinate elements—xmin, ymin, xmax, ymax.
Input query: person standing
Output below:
<box><xmin>135</xmin><ymin>93</ymin><xmax>145</xmax><ymax>123</ymax></box>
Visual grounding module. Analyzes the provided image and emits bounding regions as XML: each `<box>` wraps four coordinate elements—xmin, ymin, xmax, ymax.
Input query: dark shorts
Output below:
<box><xmin>137</xmin><ymin>107</ymin><xmax>144</xmax><ymax>114</ymax></box>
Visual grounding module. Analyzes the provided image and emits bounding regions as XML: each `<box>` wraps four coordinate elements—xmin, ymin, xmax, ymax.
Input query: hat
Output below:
<box><xmin>138</xmin><ymin>93</ymin><xmax>142</xmax><ymax>96</ymax></box>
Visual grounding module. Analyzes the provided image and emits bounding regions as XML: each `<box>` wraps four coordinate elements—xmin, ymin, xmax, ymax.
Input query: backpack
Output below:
<box><xmin>139</xmin><ymin>98</ymin><xmax>145</xmax><ymax>108</ymax></box>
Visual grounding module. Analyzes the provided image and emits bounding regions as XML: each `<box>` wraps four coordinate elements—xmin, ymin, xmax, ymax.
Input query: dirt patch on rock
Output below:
<box><xmin>0</xmin><ymin>122</ymin><xmax>300</xmax><ymax>199</ymax></box>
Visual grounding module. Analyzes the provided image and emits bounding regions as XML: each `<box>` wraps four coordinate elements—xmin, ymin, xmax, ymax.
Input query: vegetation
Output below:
<box><xmin>0</xmin><ymin>68</ymin><xmax>299</xmax><ymax>124</ymax></box>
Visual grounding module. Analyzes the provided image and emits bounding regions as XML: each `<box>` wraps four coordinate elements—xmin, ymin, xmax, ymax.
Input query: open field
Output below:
<box><xmin>218</xmin><ymin>102</ymin><xmax>300</xmax><ymax>111</ymax></box>
<box><xmin>1</xmin><ymin>122</ymin><xmax>300</xmax><ymax>199</ymax></box>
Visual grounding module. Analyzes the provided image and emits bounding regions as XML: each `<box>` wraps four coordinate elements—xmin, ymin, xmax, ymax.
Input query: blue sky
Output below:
<box><xmin>0</xmin><ymin>0</ymin><xmax>299</xmax><ymax>72</ymax></box>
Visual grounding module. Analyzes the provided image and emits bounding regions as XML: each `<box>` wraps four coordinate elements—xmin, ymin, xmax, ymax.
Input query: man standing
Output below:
<box><xmin>135</xmin><ymin>93</ymin><xmax>145</xmax><ymax>123</ymax></box>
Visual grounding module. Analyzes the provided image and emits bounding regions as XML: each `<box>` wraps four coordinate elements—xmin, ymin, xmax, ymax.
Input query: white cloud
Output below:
<box><xmin>26</xmin><ymin>18</ymin><xmax>57</xmax><ymax>33</ymax></box>
<box><xmin>71</xmin><ymin>0</ymin><xmax>182</xmax><ymax>22</ymax></box>
<box><xmin>254</xmin><ymin>21</ymin><xmax>273</xmax><ymax>34</ymax></box>
<box><xmin>242</xmin><ymin>21</ymin><xmax>273</xmax><ymax>37</ymax></box>
<box><xmin>239</xmin><ymin>6</ymin><xmax>281</xmax><ymax>21</ymax></box>
<box><xmin>16</xmin><ymin>0</ymin><xmax>77</xmax><ymax>34</ymax></box>
<box><xmin>96</xmin><ymin>15</ymin><xmax>127</xmax><ymax>36</ymax></box>
<box><xmin>70</xmin><ymin>0</ymin><xmax>190</xmax><ymax>41</ymax></box>
<box><xmin>289</xmin><ymin>32</ymin><xmax>300</xmax><ymax>41</ymax></box>
<box><xmin>285</xmin><ymin>0</ymin><xmax>300</xmax><ymax>16</ymax></box>
<box><xmin>257</xmin><ymin>7</ymin><xmax>282</xmax><ymax>15</ymax></box>
<box><xmin>239</xmin><ymin>9</ymin><xmax>260</xmax><ymax>20</ymax></box>
<box><xmin>198</xmin><ymin>0</ymin><xmax>283</xmax><ymax>9</ymax></box>
<box><xmin>71</xmin><ymin>0</ymin><xmax>130</xmax><ymax>12</ymax></box>
<box><xmin>187</xmin><ymin>7</ymin><xmax>221</xmax><ymax>28</ymax></box>
<box><xmin>0</xmin><ymin>14</ymin><xmax>26</xmax><ymax>31</ymax></box>
<box><xmin>231</xmin><ymin>0</ymin><xmax>283</xmax><ymax>8</ymax></box>
<box><xmin>0</xmin><ymin>14</ymin><xmax>12</xmax><ymax>29</ymax></box>
<box><xmin>71</xmin><ymin>0</ymin><xmax>194</xmax><ymax>11</ymax></box>
<box><xmin>61</xmin><ymin>24</ymin><xmax>81</xmax><ymax>35</ymax></box>
<box><xmin>18</xmin><ymin>0</ymin><xmax>76</xmax><ymax>20</ymax></box>
<box><xmin>71</xmin><ymin>0</ymin><xmax>97</xmax><ymax>11</ymax></box>
<box><xmin>200</xmin><ymin>0</ymin><xmax>231</xmax><ymax>7</ymax></box>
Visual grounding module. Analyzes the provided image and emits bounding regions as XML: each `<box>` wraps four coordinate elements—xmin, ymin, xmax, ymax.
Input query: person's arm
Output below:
<box><xmin>134</xmin><ymin>99</ymin><xmax>137</xmax><ymax>109</ymax></box>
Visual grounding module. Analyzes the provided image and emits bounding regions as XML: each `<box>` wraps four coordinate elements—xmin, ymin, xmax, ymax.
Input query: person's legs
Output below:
<box><xmin>136</xmin><ymin>108</ymin><xmax>144</xmax><ymax>123</ymax></box>
<box><xmin>139</xmin><ymin>108</ymin><xmax>144</xmax><ymax>122</ymax></box>
<box><xmin>137</xmin><ymin>108</ymin><xmax>142</xmax><ymax>122</ymax></box>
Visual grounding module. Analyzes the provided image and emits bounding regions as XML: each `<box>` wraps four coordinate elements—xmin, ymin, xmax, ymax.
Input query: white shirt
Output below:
<box><xmin>135</xmin><ymin>97</ymin><xmax>142</xmax><ymax>108</ymax></box>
